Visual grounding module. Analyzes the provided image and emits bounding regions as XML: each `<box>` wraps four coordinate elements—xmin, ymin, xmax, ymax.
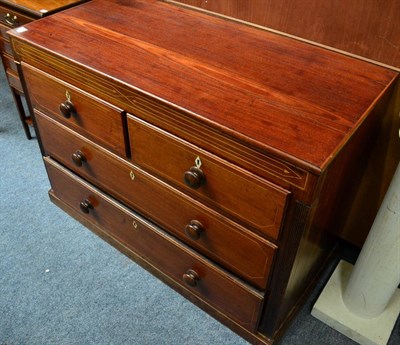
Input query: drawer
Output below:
<box><xmin>0</xmin><ymin>23</ymin><xmax>9</xmax><ymax>40</ymax></box>
<box><xmin>2</xmin><ymin>52</ymin><xmax>18</xmax><ymax>73</ymax></box>
<box><xmin>22</xmin><ymin>63</ymin><xmax>127</xmax><ymax>157</ymax></box>
<box><xmin>128</xmin><ymin>115</ymin><xmax>289</xmax><ymax>240</ymax></box>
<box><xmin>36</xmin><ymin>111</ymin><xmax>276</xmax><ymax>290</ymax></box>
<box><xmin>0</xmin><ymin>37</ymin><xmax>12</xmax><ymax>56</ymax></box>
<box><xmin>44</xmin><ymin>157</ymin><xmax>264</xmax><ymax>332</ymax></box>
<box><xmin>6</xmin><ymin>69</ymin><xmax>22</xmax><ymax>92</ymax></box>
<box><xmin>0</xmin><ymin>6</ymin><xmax>33</xmax><ymax>28</ymax></box>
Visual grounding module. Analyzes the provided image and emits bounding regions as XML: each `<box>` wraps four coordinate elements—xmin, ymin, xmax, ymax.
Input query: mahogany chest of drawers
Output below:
<box><xmin>0</xmin><ymin>0</ymin><xmax>87</xmax><ymax>139</ymax></box>
<box><xmin>9</xmin><ymin>0</ymin><xmax>399</xmax><ymax>343</ymax></box>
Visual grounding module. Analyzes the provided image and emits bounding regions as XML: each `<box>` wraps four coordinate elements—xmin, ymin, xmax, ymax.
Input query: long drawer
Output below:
<box><xmin>36</xmin><ymin>110</ymin><xmax>276</xmax><ymax>290</ymax></box>
<box><xmin>44</xmin><ymin>157</ymin><xmax>264</xmax><ymax>332</ymax></box>
<box><xmin>128</xmin><ymin>115</ymin><xmax>289</xmax><ymax>240</ymax></box>
<box><xmin>22</xmin><ymin>63</ymin><xmax>127</xmax><ymax>157</ymax></box>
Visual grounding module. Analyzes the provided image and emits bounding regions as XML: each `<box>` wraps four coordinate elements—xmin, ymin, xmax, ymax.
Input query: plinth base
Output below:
<box><xmin>311</xmin><ymin>260</ymin><xmax>400</xmax><ymax>345</ymax></box>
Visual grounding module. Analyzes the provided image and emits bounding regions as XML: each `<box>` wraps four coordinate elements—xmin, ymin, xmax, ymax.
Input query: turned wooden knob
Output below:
<box><xmin>185</xmin><ymin>220</ymin><xmax>203</xmax><ymax>240</ymax></box>
<box><xmin>184</xmin><ymin>167</ymin><xmax>206</xmax><ymax>189</ymax></box>
<box><xmin>79</xmin><ymin>199</ymin><xmax>93</xmax><ymax>214</ymax></box>
<box><xmin>59</xmin><ymin>100</ymin><xmax>76</xmax><ymax>118</ymax></box>
<box><xmin>182</xmin><ymin>269</ymin><xmax>199</xmax><ymax>287</ymax></box>
<box><xmin>72</xmin><ymin>150</ymin><xmax>86</xmax><ymax>167</ymax></box>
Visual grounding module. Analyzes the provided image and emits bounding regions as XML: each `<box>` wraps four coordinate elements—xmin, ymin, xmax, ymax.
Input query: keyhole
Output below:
<box><xmin>195</xmin><ymin>156</ymin><xmax>202</xmax><ymax>169</ymax></box>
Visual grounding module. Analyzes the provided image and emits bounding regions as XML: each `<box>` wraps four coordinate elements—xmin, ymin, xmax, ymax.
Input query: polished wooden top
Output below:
<box><xmin>0</xmin><ymin>0</ymin><xmax>87</xmax><ymax>17</ymax></box>
<box><xmin>169</xmin><ymin>0</ymin><xmax>400</xmax><ymax>69</ymax></box>
<box><xmin>9</xmin><ymin>0</ymin><xmax>398</xmax><ymax>172</ymax></box>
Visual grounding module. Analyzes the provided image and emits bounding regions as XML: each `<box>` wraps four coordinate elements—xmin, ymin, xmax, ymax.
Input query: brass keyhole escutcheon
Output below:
<box><xmin>59</xmin><ymin>90</ymin><xmax>76</xmax><ymax>119</ymax></box>
<box><xmin>195</xmin><ymin>156</ymin><xmax>202</xmax><ymax>169</ymax></box>
<box><xmin>184</xmin><ymin>156</ymin><xmax>206</xmax><ymax>189</ymax></box>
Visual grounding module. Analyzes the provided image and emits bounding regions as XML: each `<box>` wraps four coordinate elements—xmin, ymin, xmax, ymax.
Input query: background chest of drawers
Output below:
<box><xmin>0</xmin><ymin>0</ymin><xmax>87</xmax><ymax>139</ymax></box>
<box><xmin>9</xmin><ymin>0</ymin><xmax>399</xmax><ymax>343</ymax></box>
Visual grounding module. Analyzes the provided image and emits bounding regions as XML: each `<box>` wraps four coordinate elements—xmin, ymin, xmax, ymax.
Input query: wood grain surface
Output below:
<box><xmin>8</xmin><ymin>1</ymin><xmax>400</xmax><ymax>342</ymax></box>
<box><xmin>0</xmin><ymin>0</ymin><xmax>87</xmax><ymax>17</ymax></box>
<box><xmin>170</xmin><ymin>0</ymin><xmax>400</xmax><ymax>69</ymax></box>
<box><xmin>36</xmin><ymin>110</ymin><xmax>278</xmax><ymax>289</ymax></box>
<box><xmin>45</xmin><ymin>156</ymin><xmax>265</xmax><ymax>332</ymax></box>
<box><xmin>9</xmin><ymin>0</ymin><xmax>398</xmax><ymax>172</ymax></box>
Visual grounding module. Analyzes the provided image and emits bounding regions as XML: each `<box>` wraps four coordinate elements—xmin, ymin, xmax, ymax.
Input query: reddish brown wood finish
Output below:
<box><xmin>45</xmin><ymin>157</ymin><xmax>264</xmax><ymax>332</ymax></box>
<box><xmin>36</xmin><ymin>110</ymin><xmax>277</xmax><ymax>290</ymax></box>
<box><xmin>0</xmin><ymin>36</ymin><xmax>11</xmax><ymax>54</ymax></box>
<box><xmin>128</xmin><ymin>114</ymin><xmax>289</xmax><ymax>240</ymax></box>
<box><xmin>0</xmin><ymin>23</ymin><xmax>8</xmax><ymax>39</ymax></box>
<box><xmin>0</xmin><ymin>0</ymin><xmax>88</xmax><ymax>139</ymax></box>
<box><xmin>1</xmin><ymin>0</ymin><xmax>86</xmax><ymax>17</ymax></box>
<box><xmin>9</xmin><ymin>0</ymin><xmax>397</xmax><ymax>172</ymax></box>
<box><xmin>170</xmin><ymin>0</ymin><xmax>400</xmax><ymax>69</ymax></box>
<box><xmin>2</xmin><ymin>52</ymin><xmax>17</xmax><ymax>72</ymax></box>
<box><xmin>338</xmin><ymin>83</ymin><xmax>400</xmax><ymax>246</ymax></box>
<box><xmin>0</xmin><ymin>5</ymin><xmax>33</xmax><ymax>26</ymax></box>
<box><xmin>48</xmin><ymin>191</ymin><xmax>274</xmax><ymax>345</ymax></box>
<box><xmin>0</xmin><ymin>4</ymin><xmax>34</xmax><ymax>138</ymax></box>
<box><xmin>8</xmin><ymin>1</ymin><xmax>399</xmax><ymax>343</ymax></box>
<box><xmin>6</xmin><ymin>68</ymin><xmax>22</xmax><ymax>91</ymax></box>
<box><xmin>23</xmin><ymin>64</ymin><xmax>127</xmax><ymax>157</ymax></box>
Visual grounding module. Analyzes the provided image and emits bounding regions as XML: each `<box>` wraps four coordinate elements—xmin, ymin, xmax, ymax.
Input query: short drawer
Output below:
<box><xmin>44</xmin><ymin>157</ymin><xmax>264</xmax><ymax>332</ymax></box>
<box><xmin>36</xmin><ymin>111</ymin><xmax>276</xmax><ymax>290</ymax></box>
<box><xmin>2</xmin><ymin>52</ymin><xmax>18</xmax><ymax>73</ymax></box>
<box><xmin>128</xmin><ymin>115</ymin><xmax>289</xmax><ymax>240</ymax></box>
<box><xmin>22</xmin><ymin>63</ymin><xmax>127</xmax><ymax>157</ymax></box>
<box><xmin>6</xmin><ymin>69</ymin><xmax>22</xmax><ymax>92</ymax></box>
<box><xmin>0</xmin><ymin>37</ymin><xmax>12</xmax><ymax>56</ymax></box>
<box><xmin>0</xmin><ymin>6</ymin><xmax>33</xmax><ymax>28</ymax></box>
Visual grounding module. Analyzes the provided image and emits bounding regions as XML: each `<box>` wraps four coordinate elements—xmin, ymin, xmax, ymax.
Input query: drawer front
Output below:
<box><xmin>36</xmin><ymin>111</ymin><xmax>276</xmax><ymax>290</ymax></box>
<box><xmin>22</xmin><ymin>63</ymin><xmax>127</xmax><ymax>157</ymax></box>
<box><xmin>0</xmin><ymin>6</ymin><xmax>33</xmax><ymax>29</ymax></box>
<box><xmin>0</xmin><ymin>23</ymin><xmax>9</xmax><ymax>40</ymax></box>
<box><xmin>6</xmin><ymin>69</ymin><xmax>22</xmax><ymax>92</ymax></box>
<box><xmin>0</xmin><ymin>37</ymin><xmax>12</xmax><ymax>56</ymax></box>
<box><xmin>44</xmin><ymin>157</ymin><xmax>264</xmax><ymax>332</ymax></box>
<box><xmin>2</xmin><ymin>52</ymin><xmax>18</xmax><ymax>73</ymax></box>
<box><xmin>128</xmin><ymin>115</ymin><xmax>289</xmax><ymax>240</ymax></box>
